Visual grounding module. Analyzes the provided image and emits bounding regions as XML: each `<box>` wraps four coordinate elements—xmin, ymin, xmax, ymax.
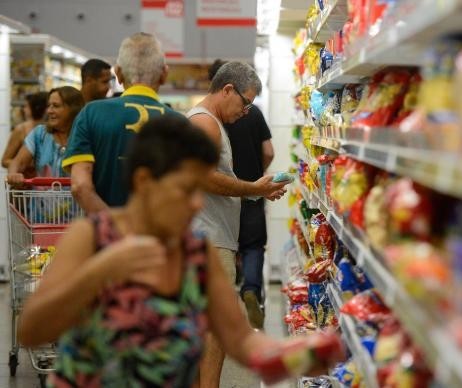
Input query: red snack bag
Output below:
<box><xmin>351</xmin><ymin>70</ymin><xmax>411</xmax><ymax>130</ymax></box>
<box><xmin>249</xmin><ymin>331</ymin><xmax>345</xmax><ymax>385</ymax></box>
<box><xmin>306</xmin><ymin>260</ymin><xmax>332</xmax><ymax>283</ymax></box>
<box><xmin>340</xmin><ymin>289</ymin><xmax>390</xmax><ymax>321</ymax></box>
<box><xmin>314</xmin><ymin>223</ymin><xmax>336</xmax><ymax>262</ymax></box>
<box><xmin>349</xmin><ymin>194</ymin><xmax>367</xmax><ymax>230</ymax></box>
<box><xmin>385</xmin><ymin>178</ymin><xmax>432</xmax><ymax>241</ymax></box>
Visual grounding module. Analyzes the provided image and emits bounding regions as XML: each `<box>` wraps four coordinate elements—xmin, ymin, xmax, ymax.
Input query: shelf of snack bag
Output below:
<box><xmin>315</xmin><ymin>0</ymin><xmax>462</xmax><ymax>91</ymax></box>
<box><xmin>291</xmin><ymin>144</ymin><xmax>462</xmax><ymax>386</ymax></box>
<box><xmin>288</xmin><ymin>154</ymin><xmax>375</xmax><ymax>386</ymax></box>
<box><xmin>290</xmin><ymin>44</ymin><xmax>462</xmax><ymax>388</ymax></box>
<box><xmin>289</xmin><ymin>173</ymin><xmax>436</xmax><ymax>387</ymax></box>
<box><xmin>309</xmin><ymin>130</ymin><xmax>462</xmax><ymax>200</ymax></box>
<box><xmin>327</xmin><ymin>282</ymin><xmax>378</xmax><ymax>388</ymax></box>
<box><xmin>295</xmin><ymin>139</ymin><xmax>462</xmax><ymax>385</ymax></box>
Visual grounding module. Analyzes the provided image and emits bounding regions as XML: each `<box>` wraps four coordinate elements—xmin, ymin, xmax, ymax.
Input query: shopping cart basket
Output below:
<box><xmin>6</xmin><ymin>177</ymin><xmax>84</xmax><ymax>387</ymax></box>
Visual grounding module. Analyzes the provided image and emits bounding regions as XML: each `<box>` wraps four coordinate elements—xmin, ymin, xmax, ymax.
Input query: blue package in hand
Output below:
<box><xmin>272</xmin><ymin>172</ymin><xmax>294</xmax><ymax>183</ymax></box>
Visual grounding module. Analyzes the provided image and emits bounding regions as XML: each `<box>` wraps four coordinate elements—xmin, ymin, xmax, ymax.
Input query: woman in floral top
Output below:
<box><xmin>18</xmin><ymin>116</ymin><xmax>342</xmax><ymax>387</ymax></box>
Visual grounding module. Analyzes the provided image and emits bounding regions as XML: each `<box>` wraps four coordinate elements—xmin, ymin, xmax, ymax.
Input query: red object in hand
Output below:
<box><xmin>249</xmin><ymin>331</ymin><xmax>345</xmax><ymax>385</ymax></box>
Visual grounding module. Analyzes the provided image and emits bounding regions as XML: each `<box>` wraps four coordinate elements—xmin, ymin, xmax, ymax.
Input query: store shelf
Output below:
<box><xmin>11</xmin><ymin>78</ymin><xmax>41</xmax><ymax>84</ymax></box>
<box><xmin>327</xmin><ymin>283</ymin><xmax>379</xmax><ymax>388</ymax></box>
<box><xmin>45</xmin><ymin>72</ymin><xmax>80</xmax><ymax>83</ymax></box>
<box><xmin>316</xmin><ymin>0</ymin><xmax>462</xmax><ymax>90</ymax></box>
<box><xmin>309</xmin><ymin>133</ymin><xmax>462</xmax><ymax>200</ymax></box>
<box><xmin>11</xmin><ymin>100</ymin><xmax>26</xmax><ymax>107</ymax></box>
<box><xmin>307</xmin><ymin>0</ymin><xmax>349</xmax><ymax>43</ymax></box>
<box><xmin>302</xmin><ymin>188</ymin><xmax>462</xmax><ymax>387</ymax></box>
<box><xmin>310</xmin><ymin>136</ymin><xmax>342</xmax><ymax>152</ymax></box>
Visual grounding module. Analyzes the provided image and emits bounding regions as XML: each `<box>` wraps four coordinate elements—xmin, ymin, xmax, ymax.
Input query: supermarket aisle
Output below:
<box><xmin>0</xmin><ymin>283</ymin><xmax>294</xmax><ymax>388</ymax></box>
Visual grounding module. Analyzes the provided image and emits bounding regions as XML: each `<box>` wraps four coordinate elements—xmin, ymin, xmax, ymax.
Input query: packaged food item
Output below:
<box><xmin>402</xmin><ymin>35</ymin><xmax>462</xmax><ymax>151</ymax></box>
<box><xmin>364</xmin><ymin>175</ymin><xmax>391</xmax><ymax>249</ymax></box>
<box><xmin>249</xmin><ymin>331</ymin><xmax>345</xmax><ymax>385</ymax></box>
<box><xmin>351</xmin><ymin>69</ymin><xmax>412</xmax><ymax>130</ymax></box>
<box><xmin>384</xmin><ymin>242</ymin><xmax>450</xmax><ymax>308</ymax></box>
<box><xmin>340</xmin><ymin>84</ymin><xmax>363</xmax><ymax>129</ymax></box>
<box><xmin>320</xmin><ymin>47</ymin><xmax>334</xmax><ymax>75</ymax></box>
<box><xmin>331</xmin><ymin>159</ymin><xmax>371</xmax><ymax>216</ymax></box>
<box><xmin>340</xmin><ymin>289</ymin><xmax>390</xmax><ymax>322</ymax></box>
<box><xmin>313</xmin><ymin>223</ymin><xmax>336</xmax><ymax>262</ymax></box>
<box><xmin>391</xmin><ymin>73</ymin><xmax>421</xmax><ymax>126</ymax></box>
<box><xmin>332</xmin><ymin>359</ymin><xmax>364</xmax><ymax>387</ymax></box>
<box><xmin>273</xmin><ymin>172</ymin><xmax>295</xmax><ymax>183</ymax></box>
<box><xmin>384</xmin><ymin>178</ymin><xmax>432</xmax><ymax>241</ymax></box>
<box><xmin>306</xmin><ymin>260</ymin><xmax>332</xmax><ymax>283</ymax></box>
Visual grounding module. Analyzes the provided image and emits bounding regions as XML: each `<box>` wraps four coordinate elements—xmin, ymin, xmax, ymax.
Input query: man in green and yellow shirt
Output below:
<box><xmin>63</xmin><ymin>33</ymin><xmax>178</xmax><ymax>213</ymax></box>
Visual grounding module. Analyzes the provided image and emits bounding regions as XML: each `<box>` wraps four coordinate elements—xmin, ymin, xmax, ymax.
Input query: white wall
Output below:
<box><xmin>0</xmin><ymin>28</ymin><xmax>10</xmax><ymax>280</ymax></box>
<box><xmin>266</xmin><ymin>33</ymin><xmax>295</xmax><ymax>281</ymax></box>
<box><xmin>0</xmin><ymin>0</ymin><xmax>257</xmax><ymax>60</ymax></box>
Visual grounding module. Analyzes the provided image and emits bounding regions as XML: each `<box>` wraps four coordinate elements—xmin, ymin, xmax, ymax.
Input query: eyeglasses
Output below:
<box><xmin>232</xmin><ymin>86</ymin><xmax>252</xmax><ymax>111</ymax></box>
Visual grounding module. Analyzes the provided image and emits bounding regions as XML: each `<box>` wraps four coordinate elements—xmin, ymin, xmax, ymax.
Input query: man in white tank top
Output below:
<box><xmin>187</xmin><ymin>62</ymin><xmax>290</xmax><ymax>388</ymax></box>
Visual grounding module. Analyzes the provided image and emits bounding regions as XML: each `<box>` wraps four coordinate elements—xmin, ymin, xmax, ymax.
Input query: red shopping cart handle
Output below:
<box><xmin>22</xmin><ymin>177</ymin><xmax>72</xmax><ymax>186</ymax></box>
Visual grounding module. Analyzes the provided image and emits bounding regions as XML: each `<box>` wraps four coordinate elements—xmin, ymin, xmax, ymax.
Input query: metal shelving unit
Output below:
<box><xmin>316</xmin><ymin>0</ymin><xmax>462</xmax><ymax>90</ymax></box>
<box><xmin>301</xmin><ymin>188</ymin><xmax>462</xmax><ymax>387</ymax></box>
<box><xmin>309</xmin><ymin>133</ymin><xmax>462</xmax><ymax>200</ymax></box>
<box><xmin>327</xmin><ymin>283</ymin><xmax>379</xmax><ymax>388</ymax></box>
<box><xmin>307</xmin><ymin>0</ymin><xmax>349</xmax><ymax>43</ymax></box>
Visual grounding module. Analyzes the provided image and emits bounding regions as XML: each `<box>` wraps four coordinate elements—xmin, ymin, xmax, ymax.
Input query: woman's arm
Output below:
<box><xmin>7</xmin><ymin>145</ymin><xmax>33</xmax><ymax>184</ymax></box>
<box><xmin>18</xmin><ymin>220</ymin><xmax>168</xmax><ymax>347</ymax></box>
<box><xmin>206</xmin><ymin>244</ymin><xmax>281</xmax><ymax>365</ymax></box>
<box><xmin>1</xmin><ymin>126</ymin><xmax>25</xmax><ymax>168</ymax></box>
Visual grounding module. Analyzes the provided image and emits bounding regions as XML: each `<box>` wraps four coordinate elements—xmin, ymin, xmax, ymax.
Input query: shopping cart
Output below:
<box><xmin>6</xmin><ymin>177</ymin><xmax>83</xmax><ymax>387</ymax></box>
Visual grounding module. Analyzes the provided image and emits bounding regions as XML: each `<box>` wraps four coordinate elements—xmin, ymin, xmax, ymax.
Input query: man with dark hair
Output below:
<box><xmin>208</xmin><ymin>59</ymin><xmax>274</xmax><ymax>330</ymax></box>
<box><xmin>80</xmin><ymin>58</ymin><xmax>112</xmax><ymax>103</ymax></box>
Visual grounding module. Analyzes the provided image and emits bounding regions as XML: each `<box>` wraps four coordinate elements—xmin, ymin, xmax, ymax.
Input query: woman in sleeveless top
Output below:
<box><xmin>18</xmin><ymin>116</ymin><xmax>343</xmax><ymax>387</ymax></box>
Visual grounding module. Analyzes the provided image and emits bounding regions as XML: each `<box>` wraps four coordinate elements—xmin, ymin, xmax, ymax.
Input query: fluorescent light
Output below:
<box><xmin>63</xmin><ymin>49</ymin><xmax>74</xmax><ymax>59</ymax></box>
<box><xmin>75</xmin><ymin>55</ymin><xmax>86</xmax><ymax>64</ymax></box>
<box><xmin>50</xmin><ymin>44</ymin><xmax>63</xmax><ymax>54</ymax></box>
<box><xmin>0</xmin><ymin>24</ymin><xmax>18</xmax><ymax>34</ymax></box>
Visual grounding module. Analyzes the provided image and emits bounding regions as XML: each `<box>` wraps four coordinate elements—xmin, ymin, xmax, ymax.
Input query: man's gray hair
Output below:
<box><xmin>209</xmin><ymin>61</ymin><xmax>262</xmax><ymax>95</ymax></box>
<box><xmin>116</xmin><ymin>32</ymin><xmax>166</xmax><ymax>86</ymax></box>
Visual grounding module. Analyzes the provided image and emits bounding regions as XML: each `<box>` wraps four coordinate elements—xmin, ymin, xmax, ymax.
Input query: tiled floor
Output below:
<box><xmin>0</xmin><ymin>282</ymin><xmax>295</xmax><ymax>388</ymax></box>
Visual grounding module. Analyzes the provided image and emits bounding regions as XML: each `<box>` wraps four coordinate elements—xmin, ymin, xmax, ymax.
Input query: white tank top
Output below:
<box><xmin>186</xmin><ymin>106</ymin><xmax>241</xmax><ymax>251</ymax></box>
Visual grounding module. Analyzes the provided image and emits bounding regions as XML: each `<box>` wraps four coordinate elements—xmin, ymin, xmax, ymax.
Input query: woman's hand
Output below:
<box><xmin>7</xmin><ymin>172</ymin><xmax>25</xmax><ymax>185</ymax></box>
<box><xmin>95</xmin><ymin>235</ymin><xmax>167</xmax><ymax>287</ymax></box>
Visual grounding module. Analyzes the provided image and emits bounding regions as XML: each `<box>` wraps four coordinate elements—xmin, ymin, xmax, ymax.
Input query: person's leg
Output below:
<box><xmin>241</xmin><ymin>246</ymin><xmax>265</xmax><ymax>301</ymax></box>
<box><xmin>238</xmin><ymin>200</ymin><xmax>267</xmax><ymax>329</ymax></box>
<box><xmin>240</xmin><ymin>246</ymin><xmax>265</xmax><ymax>328</ymax></box>
<box><xmin>199</xmin><ymin>248</ymin><xmax>236</xmax><ymax>388</ymax></box>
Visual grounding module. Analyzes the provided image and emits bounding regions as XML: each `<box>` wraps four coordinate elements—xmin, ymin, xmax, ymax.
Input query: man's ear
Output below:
<box><xmin>158</xmin><ymin>64</ymin><xmax>169</xmax><ymax>86</ymax></box>
<box><xmin>222</xmin><ymin>83</ymin><xmax>233</xmax><ymax>97</ymax></box>
<box><xmin>114</xmin><ymin>65</ymin><xmax>125</xmax><ymax>86</ymax></box>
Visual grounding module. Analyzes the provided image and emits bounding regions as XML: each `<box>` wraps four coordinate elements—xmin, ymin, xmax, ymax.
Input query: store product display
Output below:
<box><xmin>288</xmin><ymin>1</ymin><xmax>462</xmax><ymax>385</ymax></box>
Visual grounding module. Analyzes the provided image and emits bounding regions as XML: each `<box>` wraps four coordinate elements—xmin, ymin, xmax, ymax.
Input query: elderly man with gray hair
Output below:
<box><xmin>187</xmin><ymin>61</ymin><xmax>289</xmax><ymax>388</ymax></box>
<box><xmin>63</xmin><ymin>32</ymin><xmax>178</xmax><ymax>213</ymax></box>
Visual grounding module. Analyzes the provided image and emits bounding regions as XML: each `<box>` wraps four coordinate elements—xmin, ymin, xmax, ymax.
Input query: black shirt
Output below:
<box><xmin>225</xmin><ymin>105</ymin><xmax>272</xmax><ymax>182</ymax></box>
